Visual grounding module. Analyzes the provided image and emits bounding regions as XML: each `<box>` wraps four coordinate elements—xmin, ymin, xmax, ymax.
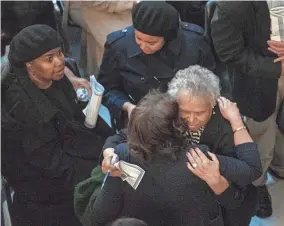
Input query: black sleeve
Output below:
<box><xmin>92</xmin><ymin>177</ymin><xmax>124</xmax><ymax>225</ymax></box>
<box><xmin>114</xmin><ymin>143</ymin><xmax>131</xmax><ymax>162</ymax></box>
<box><xmin>1</xmin><ymin>93</ymin><xmax>28</xmax><ymax>186</ymax></box>
<box><xmin>102</xmin><ymin>129</ymin><xmax>128</xmax><ymax>150</ymax></box>
<box><xmin>1</xmin><ymin>112</ymin><xmax>24</xmax><ymax>183</ymax></box>
<box><xmin>99</xmin><ymin>129</ymin><xmax>128</xmax><ymax>164</ymax></box>
<box><xmin>215</xmin><ymin>183</ymin><xmax>246</xmax><ymax>210</ymax></box>
<box><xmin>211</xmin><ymin>3</ymin><xmax>281</xmax><ymax>79</ymax></box>
<box><xmin>217</xmin><ymin>143</ymin><xmax>262</xmax><ymax>187</ymax></box>
<box><xmin>97</xmin><ymin>45</ymin><xmax>130</xmax><ymax>110</ymax></box>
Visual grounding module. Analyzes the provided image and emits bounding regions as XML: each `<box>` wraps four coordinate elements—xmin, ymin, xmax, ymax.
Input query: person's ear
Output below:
<box><xmin>25</xmin><ymin>62</ymin><xmax>33</xmax><ymax>70</ymax></box>
<box><xmin>25</xmin><ymin>62</ymin><xmax>37</xmax><ymax>77</ymax></box>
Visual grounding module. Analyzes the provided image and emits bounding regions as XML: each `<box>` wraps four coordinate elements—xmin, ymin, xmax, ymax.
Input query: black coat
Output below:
<box><xmin>1</xmin><ymin>68</ymin><xmax>113</xmax><ymax>225</ymax></box>
<box><xmin>97</xmin><ymin>24</ymin><xmax>215</xmax><ymax>128</ymax></box>
<box><xmin>211</xmin><ymin>1</ymin><xmax>281</xmax><ymax>122</ymax></box>
<box><xmin>102</xmin><ymin>106</ymin><xmax>261</xmax><ymax>226</ymax></box>
<box><xmin>95</xmin><ymin>145</ymin><xmax>226</xmax><ymax>226</ymax></box>
<box><xmin>94</xmin><ymin>141</ymin><xmax>261</xmax><ymax>226</ymax></box>
<box><xmin>166</xmin><ymin>1</ymin><xmax>208</xmax><ymax>28</ymax></box>
<box><xmin>1</xmin><ymin>1</ymin><xmax>57</xmax><ymax>45</ymax></box>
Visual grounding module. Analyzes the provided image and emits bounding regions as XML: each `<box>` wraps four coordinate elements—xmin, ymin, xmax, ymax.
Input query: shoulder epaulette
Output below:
<box><xmin>181</xmin><ymin>22</ymin><xmax>204</xmax><ymax>35</ymax></box>
<box><xmin>106</xmin><ymin>28</ymin><xmax>128</xmax><ymax>45</ymax></box>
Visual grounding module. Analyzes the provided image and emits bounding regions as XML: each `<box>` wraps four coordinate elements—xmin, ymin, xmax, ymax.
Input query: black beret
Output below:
<box><xmin>132</xmin><ymin>1</ymin><xmax>180</xmax><ymax>41</ymax></box>
<box><xmin>8</xmin><ymin>24</ymin><xmax>63</xmax><ymax>66</ymax></box>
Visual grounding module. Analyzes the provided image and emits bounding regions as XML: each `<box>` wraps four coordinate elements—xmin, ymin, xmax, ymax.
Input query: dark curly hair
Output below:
<box><xmin>127</xmin><ymin>90</ymin><xmax>185</xmax><ymax>163</ymax></box>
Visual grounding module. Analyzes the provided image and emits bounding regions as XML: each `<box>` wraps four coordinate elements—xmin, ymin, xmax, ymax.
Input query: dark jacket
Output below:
<box><xmin>93</xmin><ymin>142</ymin><xmax>261</xmax><ymax>226</ymax></box>
<box><xmin>1</xmin><ymin>1</ymin><xmax>57</xmax><ymax>45</ymax></box>
<box><xmin>98</xmin><ymin>23</ymin><xmax>215</xmax><ymax>127</ymax></box>
<box><xmin>102</xmin><ymin>106</ymin><xmax>261</xmax><ymax>226</ymax></box>
<box><xmin>166</xmin><ymin>1</ymin><xmax>208</xmax><ymax>28</ymax></box>
<box><xmin>95</xmin><ymin>144</ymin><xmax>225</xmax><ymax>226</ymax></box>
<box><xmin>1</xmin><ymin>68</ymin><xmax>113</xmax><ymax>210</ymax></box>
<box><xmin>211</xmin><ymin>1</ymin><xmax>281</xmax><ymax>121</ymax></box>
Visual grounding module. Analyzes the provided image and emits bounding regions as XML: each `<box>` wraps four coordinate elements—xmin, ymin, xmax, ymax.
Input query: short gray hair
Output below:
<box><xmin>167</xmin><ymin>65</ymin><xmax>220</xmax><ymax>107</ymax></box>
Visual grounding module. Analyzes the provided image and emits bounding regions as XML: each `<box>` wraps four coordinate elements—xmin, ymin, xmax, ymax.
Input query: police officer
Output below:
<box><xmin>98</xmin><ymin>1</ymin><xmax>215</xmax><ymax>129</ymax></box>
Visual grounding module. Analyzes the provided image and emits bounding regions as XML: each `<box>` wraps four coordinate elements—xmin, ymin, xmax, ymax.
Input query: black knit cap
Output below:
<box><xmin>8</xmin><ymin>24</ymin><xmax>63</xmax><ymax>66</ymax></box>
<box><xmin>132</xmin><ymin>1</ymin><xmax>180</xmax><ymax>41</ymax></box>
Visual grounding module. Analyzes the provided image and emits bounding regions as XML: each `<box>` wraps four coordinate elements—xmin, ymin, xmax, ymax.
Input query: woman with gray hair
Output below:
<box><xmin>168</xmin><ymin>65</ymin><xmax>259</xmax><ymax>226</ymax></box>
<box><xmin>168</xmin><ymin>65</ymin><xmax>222</xmax><ymax>146</ymax></box>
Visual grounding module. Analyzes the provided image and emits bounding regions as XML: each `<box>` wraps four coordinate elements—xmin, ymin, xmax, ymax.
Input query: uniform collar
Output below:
<box><xmin>126</xmin><ymin>27</ymin><xmax>142</xmax><ymax>58</ymax></box>
<box><xmin>126</xmin><ymin>25</ymin><xmax>183</xmax><ymax>58</ymax></box>
<box><xmin>16</xmin><ymin>68</ymin><xmax>58</xmax><ymax>123</ymax></box>
<box><xmin>167</xmin><ymin>26</ymin><xmax>183</xmax><ymax>56</ymax></box>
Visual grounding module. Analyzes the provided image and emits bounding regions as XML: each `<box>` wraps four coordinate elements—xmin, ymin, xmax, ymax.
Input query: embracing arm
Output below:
<box><xmin>99</xmin><ymin>129</ymin><xmax>128</xmax><ymax>166</ymax></box>
<box><xmin>217</xmin><ymin>143</ymin><xmax>262</xmax><ymax>186</ymax></box>
<box><xmin>102</xmin><ymin>129</ymin><xmax>128</xmax><ymax>150</ymax></box>
<box><xmin>187</xmin><ymin>152</ymin><xmax>246</xmax><ymax>210</ymax></box>
<box><xmin>217</xmin><ymin>97</ymin><xmax>262</xmax><ymax>185</ymax></box>
<box><xmin>187</xmin><ymin>97</ymin><xmax>262</xmax><ymax>197</ymax></box>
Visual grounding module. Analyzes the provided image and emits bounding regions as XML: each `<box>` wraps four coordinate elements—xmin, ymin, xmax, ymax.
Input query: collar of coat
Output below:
<box><xmin>126</xmin><ymin>25</ymin><xmax>183</xmax><ymax>58</ymax></box>
<box><xmin>15</xmin><ymin>67</ymin><xmax>59</xmax><ymax>123</ymax></box>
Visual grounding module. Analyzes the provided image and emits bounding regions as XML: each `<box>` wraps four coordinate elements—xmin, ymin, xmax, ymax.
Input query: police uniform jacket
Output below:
<box><xmin>98</xmin><ymin>22</ymin><xmax>215</xmax><ymax>115</ymax></box>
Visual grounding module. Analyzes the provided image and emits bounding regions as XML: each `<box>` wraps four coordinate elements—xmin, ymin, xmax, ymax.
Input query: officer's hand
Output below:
<box><xmin>123</xmin><ymin>102</ymin><xmax>136</xmax><ymax>119</ymax></box>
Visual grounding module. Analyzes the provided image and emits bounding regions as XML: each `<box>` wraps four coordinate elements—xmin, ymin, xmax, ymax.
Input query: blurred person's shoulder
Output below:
<box><xmin>216</xmin><ymin>1</ymin><xmax>251</xmax><ymax>17</ymax></box>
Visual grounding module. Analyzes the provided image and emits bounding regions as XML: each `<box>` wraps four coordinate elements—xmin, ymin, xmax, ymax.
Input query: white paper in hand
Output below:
<box><xmin>84</xmin><ymin>75</ymin><xmax>104</xmax><ymax>128</ymax></box>
<box><xmin>118</xmin><ymin>161</ymin><xmax>145</xmax><ymax>190</ymax></box>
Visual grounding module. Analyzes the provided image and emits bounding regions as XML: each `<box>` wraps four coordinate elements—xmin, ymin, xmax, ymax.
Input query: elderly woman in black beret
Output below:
<box><xmin>1</xmin><ymin>24</ymin><xmax>113</xmax><ymax>226</ymax></box>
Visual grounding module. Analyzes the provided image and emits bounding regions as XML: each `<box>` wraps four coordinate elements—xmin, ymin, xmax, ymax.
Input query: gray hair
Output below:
<box><xmin>167</xmin><ymin>65</ymin><xmax>220</xmax><ymax>107</ymax></box>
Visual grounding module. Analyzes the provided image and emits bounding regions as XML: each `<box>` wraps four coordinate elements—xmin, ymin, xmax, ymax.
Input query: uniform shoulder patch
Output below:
<box><xmin>181</xmin><ymin>22</ymin><xmax>204</xmax><ymax>35</ymax></box>
<box><xmin>106</xmin><ymin>28</ymin><xmax>128</xmax><ymax>45</ymax></box>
